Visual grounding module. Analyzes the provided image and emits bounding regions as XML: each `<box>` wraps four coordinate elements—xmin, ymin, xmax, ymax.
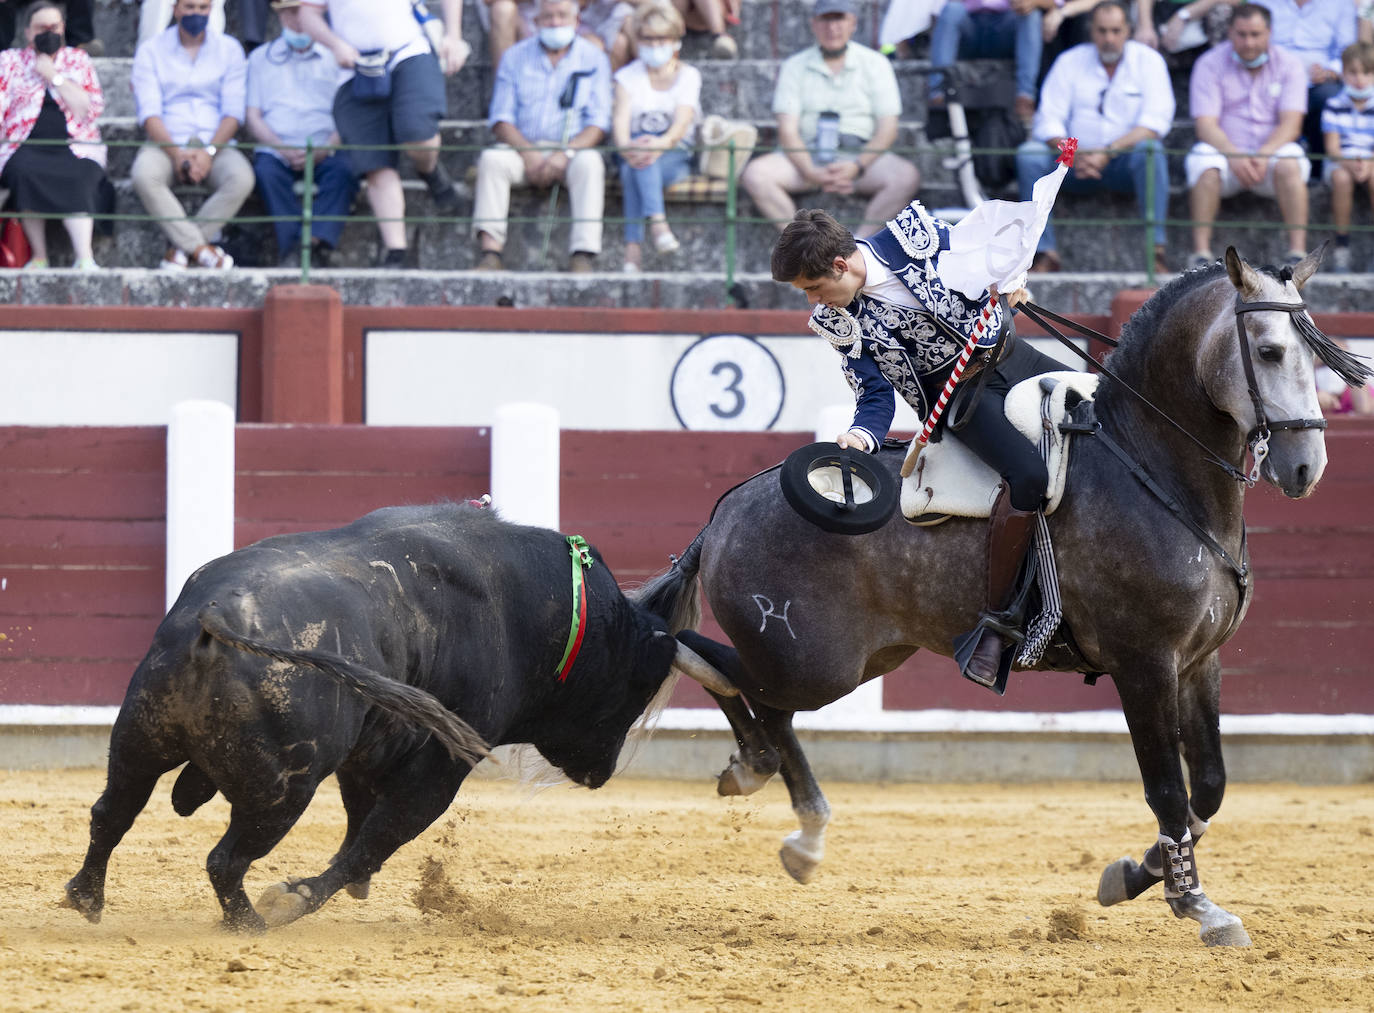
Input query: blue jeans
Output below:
<box><xmin>1015</xmin><ymin>138</ymin><xmax>1168</xmax><ymax>252</ymax></box>
<box><xmin>928</xmin><ymin>6</ymin><xmax>1042</xmax><ymax>100</ymax></box>
<box><xmin>617</xmin><ymin>146</ymin><xmax>692</xmax><ymax>242</ymax></box>
<box><xmin>253</xmin><ymin>150</ymin><xmax>360</xmax><ymax>252</ymax></box>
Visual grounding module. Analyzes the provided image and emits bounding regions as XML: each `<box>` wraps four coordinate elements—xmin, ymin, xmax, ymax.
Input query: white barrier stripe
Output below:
<box><xmin>4</xmin><ymin>705</ymin><xmax>1372</xmax><ymax>737</ymax></box>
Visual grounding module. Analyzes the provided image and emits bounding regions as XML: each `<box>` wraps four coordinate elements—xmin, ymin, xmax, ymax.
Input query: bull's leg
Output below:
<box><xmin>751</xmin><ymin>703</ymin><xmax>829</xmax><ymax>885</ymax></box>
<box><xmin>255</xmin><ymin>747</ymin><xmax>468</xmax><ymax>929</ymax></box>
<box><xmin>207</xmin><ymin>785</ymin><xmax>320</xmax><ymax>933</ymax></box>
<box><xmin>1100</xmin><ymin>655</ymin><xmax>1225</xmax><ymax>907</ymax></box>
<box><xmin>677</xmin><ymin>631</ymin><xmax>779</xmax><ymax>795</ymax></box>
<box><xmin>62</xmin><ymin>762</ymin><xmax>165</xmax><ymax>923</ymax></box>
<box><xmin>1110</xmin><ymin>661</ymin><xmax>1249</xmax><ymax>947</ymax></box>
<box><xmin>332</xmin><ymin>770</ymin><xmax>378</xmax><ymax>899</ymax></box>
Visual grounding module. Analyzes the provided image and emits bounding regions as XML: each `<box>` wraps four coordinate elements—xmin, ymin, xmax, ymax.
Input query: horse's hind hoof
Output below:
<box><xmin>256</xmin><ymin>879</ymin><xmax>313</xmax><ymax>928</ymax></box>
<box><xmin>779</xmin><ymin>832</ymin><xmax>822</xmax><ymax>884</ymax></box>
<box><xmin>1097</xmin><ymin>856</ymin><xmax>1135</xmax><ymax>907</ymax></box>
<box><xmin>717</xmin><ymin>755</ymin><xmax>772</xmax><ymax>796</ymax></box>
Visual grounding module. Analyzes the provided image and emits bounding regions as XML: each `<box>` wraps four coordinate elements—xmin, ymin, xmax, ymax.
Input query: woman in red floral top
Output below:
<box><xmin>0</xmin><ymin>2</ymin><xmax>112</xmax><ymax>269</ymax></box>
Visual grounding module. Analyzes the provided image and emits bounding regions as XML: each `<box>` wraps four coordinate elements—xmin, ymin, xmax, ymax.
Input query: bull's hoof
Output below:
<box><xmin>344</xmin><ymin>878</ymin><xmax>370</xmax><ymax>900</ymax></box>
<box><xmin>61</xmin><ymin>876</ymin><xmax>103</xmax><ymax>923</ymax></box>
<box><xmin>717</xmin><ymin>755</ymin><xmax>773</xmax><ymax>797</ymax></box>
<box><xmin>256</xmin><ymin>879</ymin><xmax>313</xmax><ymax>928</ymax></box>
<box><xmin>1097</xmin><ymin>856</ymin><xmax>1135</xmax><ymax>907</ymax></box>
<box><xmin>779</xmin><ymin>831</ymin><xmax>821</xmax><ymax>885</ymax></box>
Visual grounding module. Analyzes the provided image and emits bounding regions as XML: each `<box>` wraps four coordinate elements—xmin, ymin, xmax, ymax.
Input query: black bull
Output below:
<box><xmin>63</xmin><ymin>503</ymin><xmax>728</xmax><ymax>932</ymax></box>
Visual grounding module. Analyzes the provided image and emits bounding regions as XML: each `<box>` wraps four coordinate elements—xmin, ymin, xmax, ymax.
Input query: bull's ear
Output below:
<box><xmin>671</xmin><ymin>641</ymin><xmax>738</xmax><ymax>697</ymax></box>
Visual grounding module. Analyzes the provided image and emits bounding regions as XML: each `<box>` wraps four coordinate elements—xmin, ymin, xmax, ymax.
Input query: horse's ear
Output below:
<box><xmin>1224</xmin><ymin>247</ymin><xmax>1260</xmax><ymax>295</ymax></box>
<box><xmin>1290</xmin><ymin>241</ymin><xmax>1328</xmax><ymax>291</ymax></box>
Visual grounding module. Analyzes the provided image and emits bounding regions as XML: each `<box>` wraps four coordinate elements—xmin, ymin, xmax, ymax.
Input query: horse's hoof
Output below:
<box><xmin>256</xmin><ymin>879</ymin><xmax>313</xmax><ymax>928</ymax></box>
<box><xmin>1097</xmin><ymin>856</ymin><xmax>1135</xmax><ymax>907</ymax></box>
<box><xmin>344</xmin><ymin>878</ymin><xmax>370</xmax><ymax>900</ymax></box>
<box><xmin>779</xmin><ymin>832</ymin><xmax>821</xmax><ymax>884</ymax></box>
<box><xmin>1200</xmin><ymin>920</ymin><xmax>1252</xmax><ymax>947</ymax></box>
<box><xmin>717</xmin><ymin>756</ymin><xmax>772</xmax><ymax>797</ymax></box>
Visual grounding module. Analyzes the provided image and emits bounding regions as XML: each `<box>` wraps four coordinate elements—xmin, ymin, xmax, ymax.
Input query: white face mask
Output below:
<box><xmin>1347</xmin><ymin>83</ymin><xmax>1374</xmax><ymax>100</ymax></box>
<box><xmin>538</xmin><ymin>24</ymin><xmax>576</xmax><ymax>51</ymax></box>
<box><xmin>639</xmin><ymin>42</ymin><xmax>675</xmax><ymax>68</ymax></box>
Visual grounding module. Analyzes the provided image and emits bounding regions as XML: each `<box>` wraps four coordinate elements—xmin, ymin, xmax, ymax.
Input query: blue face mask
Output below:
<box><xmin>1347</xmin><ymin>83</ymin><xmax>1374</xmax><ymax>100</ymax></box>
<box><xmin>179</xmin><ymin>12</ymin><xmax>209</xmax><ymax>36</ymax></box>
<box><xmin>281</xmin><ymin>27</ymin><xmax>313</xmax><ymax>50</ymax></box>
<box><xmin>1230</xmin><ymin>48</ymin><xmax>1269</xmax><ymax>69</ymax></box>
<box><xmin>639</xmin><ymin>43</ymin><xmax>675</xmax><ymax>69</ymax></box>
<box><xmin>538</xmin><ymin>25</ymin><xmax>576</xmax><ymax>51</ymax></box>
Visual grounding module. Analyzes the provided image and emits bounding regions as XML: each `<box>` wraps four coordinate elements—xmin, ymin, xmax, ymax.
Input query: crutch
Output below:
<box><xmin>540</xmin><ymin>69</ymin><xmax>596</xmax><ymax>268</ymax></box>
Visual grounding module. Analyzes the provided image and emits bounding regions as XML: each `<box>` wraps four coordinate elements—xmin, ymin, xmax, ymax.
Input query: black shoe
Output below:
<box><xmin>310</xmin><ymin>239</ymin><xmax>333</xmax><ymax>268</ymax></box>
<box><xmin>378</xmin><ymin>247</ymin><xmax>407</xmax><ymax>269</ymax></box>
<box><xmin>421</xmin><ymin>162</ymin><xmax>461</xmax><ymax>215</ymax></box>
<box><xmin>277</xmin><ymin>242</ymin><xmax>300</xmax><ymax>268</ymax></box>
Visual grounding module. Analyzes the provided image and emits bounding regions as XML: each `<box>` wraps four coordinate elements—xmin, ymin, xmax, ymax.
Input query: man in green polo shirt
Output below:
<box><xmin>739</xmin><ymin>0</ymin><xmax>920</xmax><ymax>232</ymax></box>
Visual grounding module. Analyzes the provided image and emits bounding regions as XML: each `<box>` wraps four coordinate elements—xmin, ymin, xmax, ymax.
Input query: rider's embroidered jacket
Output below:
<box><xmin>809</xmin><ymin>199</ymin><xmax>1003</xmax><ymax>452</ymax></box>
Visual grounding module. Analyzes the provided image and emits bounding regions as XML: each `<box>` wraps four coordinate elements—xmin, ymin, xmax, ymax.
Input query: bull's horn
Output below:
<box><xmin>672</xmin><ymin>641</ymin><xmax>739</xmax><ymax>697</ymax></box>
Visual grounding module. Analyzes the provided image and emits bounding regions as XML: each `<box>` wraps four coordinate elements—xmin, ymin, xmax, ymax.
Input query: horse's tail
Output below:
<box><xmin>628</xmin><ymin>527</ymin><xmax>706</xmax><ymax>635</ymax></box>
<box><xmin>197</xmin><ymin>602</ymin><xmax>490</xmax><ymax>767</ymax></box>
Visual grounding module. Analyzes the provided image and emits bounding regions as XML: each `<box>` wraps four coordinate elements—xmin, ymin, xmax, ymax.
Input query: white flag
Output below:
<box><xmin>936</xmin><ymin>144</ymin><xmax>1074</xmax><ymax>300</ymax></box>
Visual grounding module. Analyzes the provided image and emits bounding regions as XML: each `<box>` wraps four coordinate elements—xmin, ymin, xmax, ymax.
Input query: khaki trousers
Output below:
<box><xmin>472</xmin><ymin>143</ymin><xmax>604</xmax><ymax>255</ymax></box>
<box><xmin>130</xmin><ymin>143</ymin><xmax>255</xmax><ymax>254</ymax></box>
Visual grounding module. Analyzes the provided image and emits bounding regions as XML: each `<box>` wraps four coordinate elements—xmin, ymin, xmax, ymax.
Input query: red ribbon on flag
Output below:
<box><xmin>1056</xmin><ymin>137</ymin><xmax>1078</xmax><ymax>168</ymax></box>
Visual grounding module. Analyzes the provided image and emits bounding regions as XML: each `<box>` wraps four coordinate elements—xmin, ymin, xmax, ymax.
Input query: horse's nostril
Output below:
<box><xmin>1296</xmin><ymin>464</ymin><xmax>1309</xmax><ymax>486</ymax></box>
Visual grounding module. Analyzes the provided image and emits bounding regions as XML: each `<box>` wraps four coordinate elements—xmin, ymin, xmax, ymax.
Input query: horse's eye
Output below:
<box><xmin>1257</xmin><ymin>345</ymin><xmax>1283</xmax><ymax>363</ymax></box>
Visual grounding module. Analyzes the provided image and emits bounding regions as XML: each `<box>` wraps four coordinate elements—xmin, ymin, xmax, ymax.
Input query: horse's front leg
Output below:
<box><xmin>751</xmin><ymin>702</ymin><xmax>830</xmax><ymax>884</ymax></box>
<box><xmin>1109</xmin><ymin>660</ymin><xmax>1250</xmax><ymax>947</ymax></box>
<box><xmin>677</xmin><ymin>632</ymin><xmax>781</xmax><ymax>796</ymax></box>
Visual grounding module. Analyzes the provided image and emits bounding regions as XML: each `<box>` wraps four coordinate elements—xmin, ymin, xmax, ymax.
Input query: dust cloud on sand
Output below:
<box><xmin>3</xmin><ymin>770</ymin><xmax>1373</xmax><ymax>1011</ymax></box>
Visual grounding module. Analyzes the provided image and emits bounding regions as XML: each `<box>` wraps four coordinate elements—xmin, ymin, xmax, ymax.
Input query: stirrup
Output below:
<box><xmin>953</xmin><ymin>614</ymin><xmax>1022</xmax><ymax>696</ymax></box>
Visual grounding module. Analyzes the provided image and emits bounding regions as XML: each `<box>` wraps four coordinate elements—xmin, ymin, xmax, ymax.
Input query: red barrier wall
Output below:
<box><xmin>3</xmin><ymin>422</ymin><xmax>1372</xmax><ymax>713</ymax></box>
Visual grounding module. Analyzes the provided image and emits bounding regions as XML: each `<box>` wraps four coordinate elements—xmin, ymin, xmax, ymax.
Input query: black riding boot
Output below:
<box><xmin>962</xmin><ymin>483</ymin><xmax>1037</xmax><ymax>688</ymax></box>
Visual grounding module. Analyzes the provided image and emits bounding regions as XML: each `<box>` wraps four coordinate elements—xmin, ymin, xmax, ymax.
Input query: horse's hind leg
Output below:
<box><xmin>1110</xmin><ymin>659</ymin><xmax>1249</xmax><ymax>947</ymax></box>
<box><xmin>751</xmin><ymin>703</ymin><xmax>830</xmax><ymax>884</ymax></box>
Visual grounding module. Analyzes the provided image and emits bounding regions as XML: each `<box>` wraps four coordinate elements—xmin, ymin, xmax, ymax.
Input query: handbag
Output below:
<box><xmin>697</xmin><ymin>115</ymin><xmax>757</xmax><ymax>180</ymax></box>
<box><xmin>352</xmin><ymin>49</ymin><xmax>393</xmax><ymax>101</ymax></box>
<box><xmin>0</xmin><ymin>217</ymin><xmax>30</xmax><ymax>269</ymax></box>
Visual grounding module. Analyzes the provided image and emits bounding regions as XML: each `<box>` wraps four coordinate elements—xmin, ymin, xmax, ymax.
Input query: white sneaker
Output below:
<box><xmin>1331</xmin><ymin>246</ymin><xmax>1352</xmax><ymax>273</ymax></box>
<box><xmin>193</xmin><ymin>243</ymin><xmax>234</xmax><ymax>269</ymax></box>
<box><xmin>159</xmin><ymin>246</ymin><xmax>188</xmax><ymax>271</ymax></box>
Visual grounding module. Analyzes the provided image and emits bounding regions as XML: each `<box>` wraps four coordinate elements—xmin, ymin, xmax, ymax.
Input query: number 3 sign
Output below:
<box><xmin>670</xmin><ymin>334</ymin><xmax>785</xmax><ymax>430</ymax></box>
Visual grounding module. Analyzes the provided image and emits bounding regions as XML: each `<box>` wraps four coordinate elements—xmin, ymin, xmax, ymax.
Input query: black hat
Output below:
<box><xmin>778</xmin><ymin>442</ymin><xmax>899</xmax><ymax>535</ymax></box>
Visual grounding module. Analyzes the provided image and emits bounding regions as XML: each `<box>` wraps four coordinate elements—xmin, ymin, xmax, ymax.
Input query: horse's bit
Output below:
<box><xmin>1232</xmin><ymin>296</ymin><xmax>1328</xmax><ymax>485</ymax></box>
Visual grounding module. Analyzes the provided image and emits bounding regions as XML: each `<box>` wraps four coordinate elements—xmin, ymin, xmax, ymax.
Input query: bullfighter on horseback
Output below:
<box><xmin>771</xmin><ymin>200</ymin><xmax>1067</xmax><ymax>687</ymax></box>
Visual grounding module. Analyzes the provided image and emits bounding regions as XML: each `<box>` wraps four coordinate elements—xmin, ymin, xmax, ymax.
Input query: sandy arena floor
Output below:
<box><xmin>2</xmin><ymin>767</ymin><xmax>1372</xmax><ymax>1011</ymax></box>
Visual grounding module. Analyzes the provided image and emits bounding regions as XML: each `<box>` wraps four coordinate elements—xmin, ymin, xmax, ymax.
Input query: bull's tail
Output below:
<box><xmin>629</xmin><ymin>527</ymin><xmax>705</xmax><ymax>634</ymax></box>
<box><xmin>197</xmin><ymin>603</ymin><xmax>490</xmax><ymax>767</ymax></box>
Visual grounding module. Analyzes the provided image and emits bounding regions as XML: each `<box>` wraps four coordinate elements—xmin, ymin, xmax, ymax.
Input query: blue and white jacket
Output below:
<box><xmin>809</xmin><ymin>200</ymin><xmax>1003</xmax><ymax>451</ymax></box>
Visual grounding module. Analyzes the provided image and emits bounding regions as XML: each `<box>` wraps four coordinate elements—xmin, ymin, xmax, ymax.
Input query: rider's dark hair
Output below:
<box><xmin>771</xmin><ymin>209</ymin><xmax>857</xmax><ymax>283</ymax></box>
<box><xmin>1230</xmin><ymin>3</ymin><xmax>1272</xmax><ymax>27</ymax></box>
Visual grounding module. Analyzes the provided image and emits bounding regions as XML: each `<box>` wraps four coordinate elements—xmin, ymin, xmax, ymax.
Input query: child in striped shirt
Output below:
<box><xmin>1321</xmin><ymin>42</ymin><xmax>1374</xmax><ymax>272</ymax></box>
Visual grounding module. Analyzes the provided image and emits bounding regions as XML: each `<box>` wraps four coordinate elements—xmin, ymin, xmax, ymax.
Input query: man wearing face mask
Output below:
<box><xmin>472</xmin><ymin>0</ymin><xmax>611</xmax><ymax>271</ymax></box>
<box><xmin>739</xmin><ymin>0</ymin><xmax>920</xmax><ymax>234</ymax></box>
<box><xmin>298</xmin><ymin>0</ymin><xmax>467</xmax><ymax>269</ymax></box>
<box><xmin>245</xmin><ymin>0</ymin><xmax>359</xmax><ymax>268</ymax></box>
<box><xmin>1184</xmin><ymin>2</ymin><xmax>1311</xmax><ymax>269</ymax></box>
<box><xmin>1014</xmin><ymin>0</ymin><xmax>1173</xmax><ymax>273</ymax></box>
<box><xmin>130</xmin><ymin>0</ymin><xmax>253</xmax><ymax>270</ymax></box>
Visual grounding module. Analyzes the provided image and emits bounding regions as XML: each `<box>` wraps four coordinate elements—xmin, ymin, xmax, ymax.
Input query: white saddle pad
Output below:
<box><xmin>901</xmin><ymin>371</ymin><xmax>1099</xmax><ymax>522</ymax></box>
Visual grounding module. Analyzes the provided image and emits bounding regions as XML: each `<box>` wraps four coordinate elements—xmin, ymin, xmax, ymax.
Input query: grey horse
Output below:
<box><xmin>638</xmin><ymin>246</ymin><xmax>1370</xmax><ymax>947</ymax></box>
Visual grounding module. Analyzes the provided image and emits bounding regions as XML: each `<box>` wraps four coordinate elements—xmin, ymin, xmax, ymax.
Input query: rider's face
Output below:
<box><xmin>791</xmin><ymin>256</ymin><xmax>861</xmax><ymax>309</ymax></box>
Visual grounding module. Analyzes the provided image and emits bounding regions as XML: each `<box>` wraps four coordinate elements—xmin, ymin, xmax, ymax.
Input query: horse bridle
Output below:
<box><xmin>1232</xmin><ymin>296</ymin><xmax>1328</xmax><ymax>485</ymax></box>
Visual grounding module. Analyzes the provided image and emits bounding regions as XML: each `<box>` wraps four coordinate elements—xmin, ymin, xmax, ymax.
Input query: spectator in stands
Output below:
<box><xmin>613</xmin><ymin>0</ymin><xmax>699</xmax><ymax>272</ymax></box>
<box><xmin>0</xmin><ymin>1</ymin><xmax>112</xmax><ymax>269</ymax></box>
<box><xmin>579</xmin><ymin>0</ymin><xmax>636</xmax><ymax>66</ymax></box>
<box><xmin>246</xmin><ymin>0</ymin><xmax>359</xmax><ymax>268</ymax></box>
<box><xmin>1134</xmin><ymin>0</ymin><xmax>1233</xmax><ymax>54</ymax></box>
<box><xmin>472</xmin><ymin>0</ymin><xmax>611</xmax><ymax>272</ymax></box>
<box><xmin>1266</xmin><ymin>0</ymin><xmax>1357</xmax><ymax>160</ymax></box>
<box><xmin>1321</xmin><ymin>41</ymin><xmax>1374</xmax><ymax>272</ymax></box>
<box><xmin>0</xmin><ymin>0</ymin><xmax>101</xmax><ymax>54</ymax></box>
<box><xmin>137</xmin><ymin>0</ymin><xmax>226</xmax><ymax>48</ymax></box>
<box><xmin>131</xmin><ymin>0</ymin><xmax>252</xmax><ymax>270</ymax></box>
<box><xmin>298</xmin><ymin>0</ymin><xmax>466</xmax><ymax>269</ymax></box>
<box><xmin>927</xmin><ymin>0</ymin><xmax>1045</xmax><ymax>126</ymax></box>
<box><xmin>1016</xmin><ymin>1</ymin><xmax>1173</xmax><ymax>273</ymax></box>
<box><xmin>741</xmin><ymin>0</ymin><xmax>919</xmax><ymax>233</ymax></box>
<box><xmin>1183</xmin><ymin>3</ymin><xmax>1310</xmax><ymax>269</ymax></box>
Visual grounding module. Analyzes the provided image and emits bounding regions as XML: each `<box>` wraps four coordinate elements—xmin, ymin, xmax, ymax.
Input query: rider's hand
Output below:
<box><xmin>835</xmin><ymin>431</ymin><xmax>869</xmax><ymax>452</ymax></box>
